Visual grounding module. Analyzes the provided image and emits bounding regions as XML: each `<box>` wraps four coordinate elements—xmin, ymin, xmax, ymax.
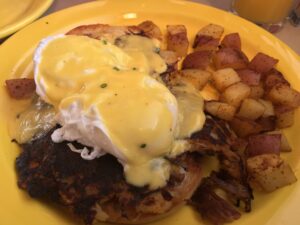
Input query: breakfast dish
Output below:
<box><xmin>1</xmin><ymin>1</ymin><xmax>300</xmax><ymax>225</ymax></box>
<box><xmin>10</xmin><ymin>22</ymin><xmax>210</xmax><ymax>224</ymax></box>
<box><xmin>4</xmin><ymin>19</ymin><xmax>299</xmax><ymax>225</ymax></box>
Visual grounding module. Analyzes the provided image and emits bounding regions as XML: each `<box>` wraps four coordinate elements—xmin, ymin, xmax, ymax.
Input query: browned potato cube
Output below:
<box><xmin>166</xmin><ymin>69</ymin><xmax>211</xmax><ymax>90</ymax></box>
<box><xmin>195</xmin><ymin>23</ymin><xmax>224</xmax><ymax>39</ymax></box>
<box><xmin>236</xmin><ymin>69</ymin><xmax>261</xmax><ymax>86</ymax></box>
<box><xmin>276</xmin><ymin>110</ymin><xmax>294</xmax><ymax>128</ymax></box>
<box><xmin>221</xmin><ymin>33</ymin><xmax>241</xmax><ymax>50</ymax></box>
<box><xmin>194</xmin><ymin>36</ymin><xmax>220</xmax><ymax>51</ymax></box>
<box><xmin>167</xmin><ymin>25</ymin><xmax>189</xmax><ymax>57</ymax></box>
<box><xmin>193</xmin><ymin>35</ymin><xmax>211</xmax><ymax>48</ymax></box>
<box><xmin>138</xmin><ymin>20</ymin><xmax>162</xmax><ymax>40</ymax></box>
<box><xmin>230</xmin><ymin>117</ymin><xmax>263</xmax><ymax>137</ymax></box>
<box><xmin>247</xmin><ymin>134</ymin><xmax>281</xmax><ymax>157</ymax></box>
<box><xmin>249</xmin><ymin>84</ymin><xmax>264</xmax><ymax>99</ymax></box>
<box><xmin>5</xmin><ymin>78</ymin><xmax>36</xmax><ymax>99</ymax></box>
<box><xmin>247</xmin><ymin>154</ymin><xmax>297</xmax><ymax>192</ymax></box>
<box><xmin>200</xmin><ymin>83</ymin><xmax>220</xmax><ymax>101</ymax></box>
<box><xmin>249</xmin><ymin>52</ymin><xmax>279</xmax><ymax>73</ymax></box>
<box><xmin>205</xmin><ymin>101</ymin><xmax>236</xmax><ymax>121</ymax></box>
<box><xmin>267</xmin><ymin>84</ymin><xmax>300</xmax><ymax>108</ymax></box>
<box><xmin>180</xmin><ymin>69</ymin><xmax>211</xmax><ymax>90</ymax></box>
<box><xmin>257</xmin><ymin>116</ymin><xmax>276</xmax><ymax>132</ymax></box>
<box><xmin>222</xmin><ymin>82</ymin><xmax>251</xmax><ymax>107</ymax></box>
<box><xmin>182</xmin><ymin>51</ymin><xmax>212</xmax><ymax>70</ymax></box>
<box><xmin>258</xmin><ymin>99</ymin><xmax>275</xmax><ymax>117</ymax></box>
<box><xmin>237</xmin><ymin>98</ymin><xmax>265</xmax><ymax>120</ymax></box>
<box><xmin>264</xmin><ymin>69</ymin><xmax>289</xmax><ymax>92</ymax></box>
<box><xmin>213</xmin><ymin>48</ymin><xmax>249</xmax><ymax>70</ymax></box>
<box><xmin>212</xmin><ymin>68</ymin><xmax>241</xmax><ymax>91</ymax></box>
<box><xmin>268</xmin><ymin>130</ymin><xmax>292</xmax><ymax>152</ymax></box>
<box><xmin>275</xmin><ymin>104</ymin><xmax>294</xmax><ymax>114</ymax></box>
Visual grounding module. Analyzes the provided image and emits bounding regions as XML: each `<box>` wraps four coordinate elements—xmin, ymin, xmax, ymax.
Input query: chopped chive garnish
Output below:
<box><xmin>102</xmin><ymin>40</ymin><xmax>107</xmax><ymax>45</ymax></box>
<box><xmin>113</xmin><ymin>66</ymin><xmax>120</xmax><ymax>71</ymax></box>
<box><xmin>140</xmin><ymin>143</ymin><xmax>147</xmax><ymax>148</ymax></box>
<box><xmin>153</xmin><ymin>47</ymin><xmax>160</xmax><ymax>53</ymax></box>
<box><xmin>100</xmin><ymin>83</ymin><xmax>108</xmax><ymax>88</ymax></box>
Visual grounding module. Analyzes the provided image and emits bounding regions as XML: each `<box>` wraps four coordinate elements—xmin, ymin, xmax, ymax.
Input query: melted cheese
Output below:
<box><xmin>10</xmin><ymin>97</ymin><xmax>56</xmax><ymax>143</ymax></box>
<box><xmin>173</xmin><ymin>86</ymin><xmax>205</xmax><ymax>138</ymax></box>
<box><xmin>32</xmin><ymin>34</ymin><xmax>206</xmax><ymax>190</ymax></box>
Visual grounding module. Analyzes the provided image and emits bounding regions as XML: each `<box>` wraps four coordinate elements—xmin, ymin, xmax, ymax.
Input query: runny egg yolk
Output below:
<box><xmin>34</xmin><ymin>34</ymin><xmax>205</xmax><ymax>189</ymax></box>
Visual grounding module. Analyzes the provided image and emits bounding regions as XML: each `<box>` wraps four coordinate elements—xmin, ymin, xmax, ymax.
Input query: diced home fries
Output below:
<box><xmin>276</xmin><ymin>109</ymin><xmax>295</xmax><ymax>128</ymax></box>
<box><xmin>212</xmin><ymin>68</ymin><xmax>241</xmax><ymax>91</ymax></box>
<box><xmin>182</xmin><ymin>50</ymin><xmax>212</xmax><ymax>70</ymax></box>
<box><xmin>247</xmin><ymin>134</ymin><xmax>281</xmax><ymax>157</ymax></box>
<box><xmin>247</xmin><ymin>154</ymin><xmax>297</xmax><ymax>192</ymax></box>
<box><xmin>213</xmin><ymin>47</ymin><xmax>248</xmax><ymax>70</ymax></box>
<box><xmin>222</xmin><ymin>82</ymin><xmax>251</xmax><ymax>107</ymax></box>
<box><xmin>267</xmin><ymin>84</ymin><xmax>300</xmax><ymax>108</ymax></box>
<box><xmin>236</xmin><ymin>98</ymin><xmax>265</xmax><ymax>120</ymax></box>
<box><xmin>194</xmin><ymin>23</ymin><xmax>224</xmax><ymax>40</ymax></box>
<box><xmin>166</xmin><ymin>25</ymin><xmax>189</xmax><ymax>57</ymax></box>
<box><xmin>179</xmin><ymin>23</ymin><xmax>300</xmax><ymax>140</ymax></box>
<box><xmin>205</xmin><ymin>101</ymin><xmax>236</xmax><ymax>121</ymax></box>
<box><xmin>187</xmin><ymin>23</ymin><xmax>299</xmax><ymax>194</ymax></box>
<box><xmin>249</xmin><ymin>53</ymin><xmax>278</xmax><ymax>73</ymax></box>
<box><xmin>229</xmin><ymin>117</ymin><xmax>263</xmax><ymax>137</ymax></box>
<box><xmin>236</xmin><ymin>69</ymin><xmax>261</xmax><ymax>86</ymax></box>
<box><xmin>166</xmin><ymin>69</ymin><xmax>211</xmax><ymax>90</ymax></box>
<box><xmin>258</xmin><ymin>99</ymin><xmax>275</xmax><ymax>117</ymax></box>
<box><xmin>221</xmin><ymin>33</ymin><xmax>241</xmax><ymax>50</ymax></box>
<box><xmin>5</xmin><ymin>78</ymin><xmax>36</xmax><ymax>99</ymax></box>
<box><xmin>267</xmin><ymin>130</ymin><xmax>292</xmax><ymax>152</ymax></box>
<box><xmin>249</xmin><ymin>84</ymin><xmax>264</xmax><ymax>99</ymax></box>
<box><xmin>164</xmin><ymin>22</ymin><xmax>299</xmax><ymax>195</ymax></box>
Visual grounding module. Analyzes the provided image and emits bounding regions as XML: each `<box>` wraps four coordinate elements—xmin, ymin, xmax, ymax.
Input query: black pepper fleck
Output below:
<box><xmin>100</xmin><ymin>83</ymin><xmax>108</xmax><ymax>88</ymax></box>
<box><xmin>140</xmin><ymin>143</ymin><xmax>147</xmax><ymax>148</ymax></box>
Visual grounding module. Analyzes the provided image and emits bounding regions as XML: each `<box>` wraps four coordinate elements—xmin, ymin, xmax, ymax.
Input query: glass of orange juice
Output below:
<box><xmin>232</xmin><ymin>0</ymin><xmax>295</xmax><ymax>32</ymax></box>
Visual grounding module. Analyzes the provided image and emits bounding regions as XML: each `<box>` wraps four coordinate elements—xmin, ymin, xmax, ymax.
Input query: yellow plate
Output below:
<box><xmin>0</xmin><ymin>0</ymin><xmax>53</xmax><ymax>38</ymax></box>
<box><xmin>1</xmin><ymin>0</ymin><xmax>300</xmax><ymax>225</ymax></box>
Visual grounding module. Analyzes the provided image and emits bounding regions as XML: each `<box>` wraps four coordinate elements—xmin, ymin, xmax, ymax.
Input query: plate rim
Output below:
<box><xmin>1</xmin><ymin>0</ymin><xmax>299</xmax><ymax>60</ymax></box>
<box><xmin>0</xmin><ymin>1</ymin><xmax>300</xmax><ymax>225</ymax></box>
<box><xmin>0</xmin><ymin>0</ymin><xmax>54</xmax><ymax>38</ymax></box>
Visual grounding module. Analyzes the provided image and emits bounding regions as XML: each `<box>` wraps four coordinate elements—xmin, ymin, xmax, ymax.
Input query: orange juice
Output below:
<box><xmin>233</xmin><ymin>0</ymin><xmax>294</xmax><ymax>24</ymax></box>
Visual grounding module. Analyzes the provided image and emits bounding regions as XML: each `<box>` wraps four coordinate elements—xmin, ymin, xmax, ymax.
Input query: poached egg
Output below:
<box><xmin>33</xmin><ymin>34</ymin><xmax>205</xmax><ymax>189</ymax></box>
